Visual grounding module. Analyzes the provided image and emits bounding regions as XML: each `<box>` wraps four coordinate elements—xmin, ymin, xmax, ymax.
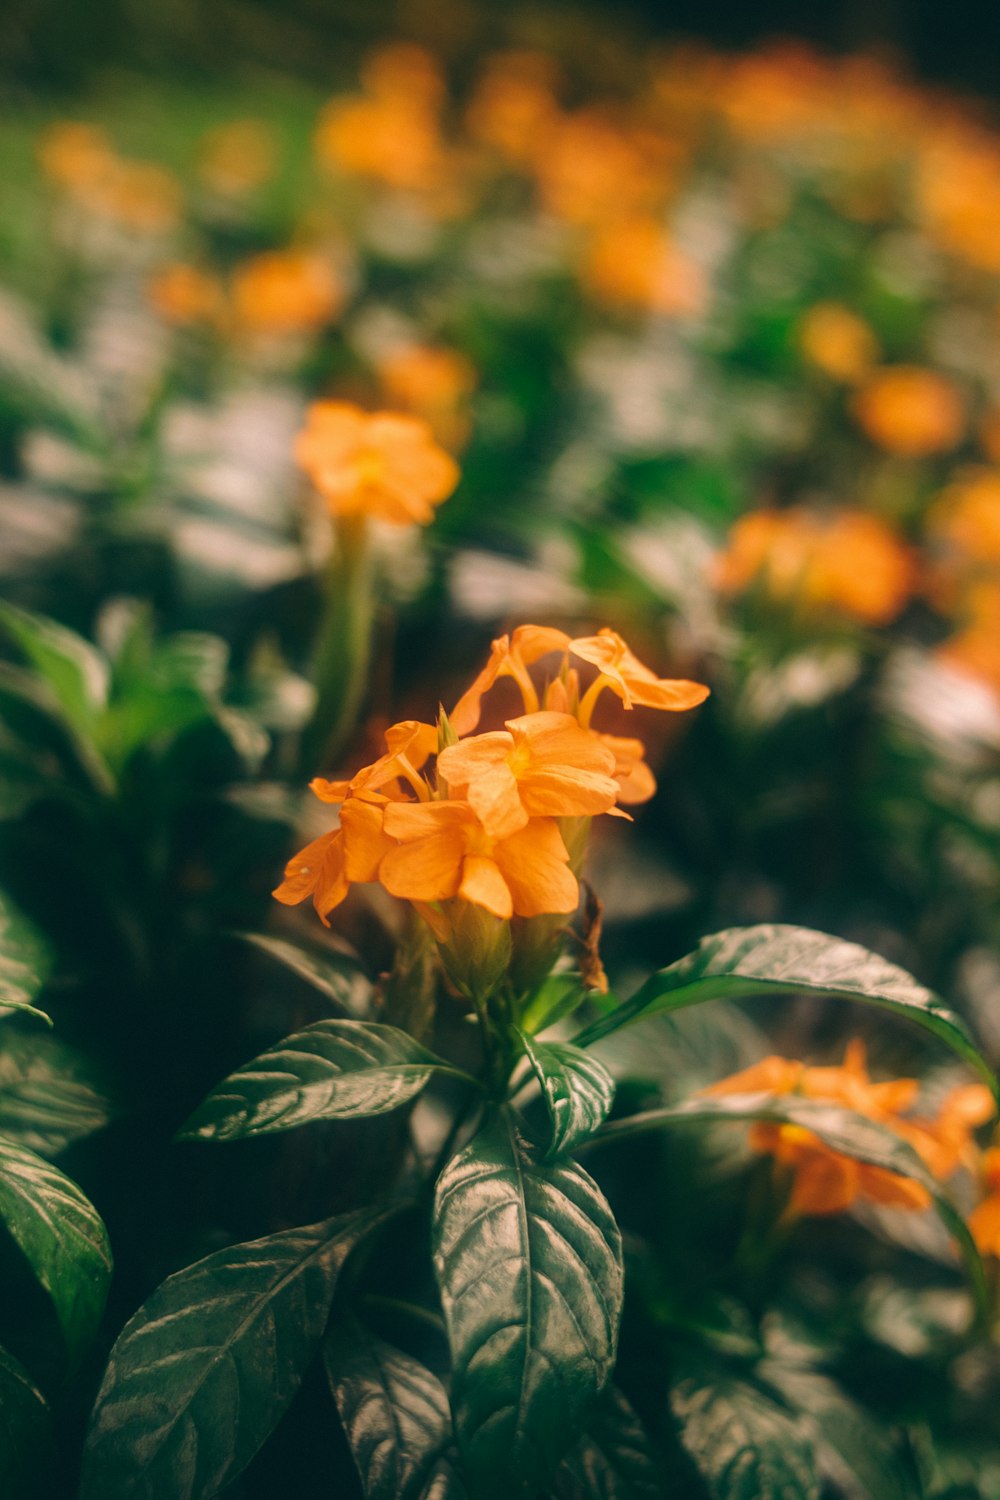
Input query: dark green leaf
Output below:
<box><xmin>0</xmin><ymin>602</ymin><xmax>108</xmax><ymax>732</ymax></box>
<box><xmin>324</xmin><ymin>1316</ymin><xmax>451</xmax><ymax>1500</ymax></box>
<box><xmin>0</xmin><ymin>1138</ymin><xmax>112</xmax><ymax>1364</ymax></box>
<box><xmin>552</xmin><ymin>1387</ymin><xmax>664</xmax><ymax>1500</ymax></box>
<box><xmin>575</xmin><ymin>925</ymin><xmax>996</xmax><ymax>1098</ymax></box>
<box><xmin>419</xmin><ymin>1458</ymin><xmax>468</xmax><ymax>1500</ymax></box>
<box><xmin>594</xmin><ymin>1092</ymin><xmax>986</xmax><ymax>1310</ymax></box>
<box><xmin>671</xmin><ymin>1361</ymin><xmax>820</xmax><ymax>1500</ymax></box>
<box><xmin>760</xmin><ymin>1362</ymin><xmax>910</xmax><ymax>1500</ymax></box>
<box><xmin>0</xmin><ymin>664</ymin><xmax>113</xmax><ymax>797</ymax></box>
<box><xmin>81</xmin><ymin>1206</ymin><xmax>391</xmax><ymax>1500</ymax></box>
<box><xmin>519</xmin><ymin>1032</ymin><xmax>615</xmax><ymax>1156</ymax></box>
<box><xmin>178</xmin><ymin>1020</ymin><xmax>470</xmax><ymax>1141</ymax></box>
<box><xmin>0</xmin><ymin>1031</ymin><xmax>112</xmax><ymax>1156</ymax></box>
<box><xmin>234</xmin><ymin>930</ymin><xmax>371</xmax><ymax>1014</ymax></box>
<box><xmin>0</xmin><ymin>892</ymin><xmax>53</xmax><ymax>1022</ymax></box>
<box><xmin>0</xmin><ymin>1343</ymin><xmax>53</xmax><ymax>1494</ymax></box>
<box><xmin>434</xmin><ymin>1109</ymin><xmax>623</xmax><ymax>1500</ymax></box>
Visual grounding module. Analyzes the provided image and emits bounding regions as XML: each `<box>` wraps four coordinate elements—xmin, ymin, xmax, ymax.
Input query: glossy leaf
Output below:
<box><xmin>0</xmin><ymin>602</ymin><xmax>108</xmax><ymax>732</ymax></box>
<box><xmin>0</xmin><ymin>1031</ymin><xmax>112</xmax><ymax>1156</ymax></box>
<box><xmin>0</xmin><ymin>892</ymin><xmax>53</xmax><ymax>1022</ymax></box>
<box><xmin>575</xmin><ymin>925</ymin><xmax>996</xmax><ymax>1097</ymax></box>
<box><xmin>671</xmin><ymin>1361</ymin><xmax>820</xmax><ymax>1500</ymax></box>
<box><xmin>761</xmin><ymin>1362</ymin><xmax>910</xmax><ymax>1500</ymax></box>
<box><xmin>594</xmin><ymin>1092</ymin><xmax>987</xmax><ymax>1308</ymax></box>
<box><xmin>178</xmin><ymin>1020</ymin><xmax>470</xmax><ymax>1141</ymax></box>
<box><xmin>234</xmin><ymin>930</ymin><xmax>371</xmax><ymax>1014</ymax></box>
<box><xmin>324</xmin><ymin>1316</ymin><xmax>451</xmax><ymax>1500</ymax></box>
<box><xmin>0</xmin><ymin>1344</ymin><xmax>53</xmax><ymax>1494</ymax></box>
<box><xmin>552</xmin><ymin>1387</ymin><xmax>664</xmax><ymax>1500</ymax></box>
<box><xmin>0</xmin><ymin>1138</ymin><xmax>112</xmax><ymax>1364</ymax></box>
<box><xmin>81</xmin><ymin>1206</ymin><xmax>390</xmax><ymax>1500</ymax></box>
<box><xmin>519</xmin><ymin>1032</ymin><xmax>616</xmax><ymax>1156</ymax></box>
<box><xmin>434</xmin><ymin>1109</ymin><xmax>623</xmax><ymax>1500</ymax></box>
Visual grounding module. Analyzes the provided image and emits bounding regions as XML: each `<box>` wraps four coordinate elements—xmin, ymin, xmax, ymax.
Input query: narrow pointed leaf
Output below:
<box><xmin>81</xmin><ymin>1206</ymin><xmax>392</xmax><ymax>1500</ymax></box>
<box><xmin>0</xmin><ymin>1344</ymin><xmax>53</xmax><ymax>1493</ymax></box>
<box><xmin>575</xmin><ymin>925</ymin><xmax>995</xmax><ymax>1097</ymax></box>
<box><xmin>0</xmin><ymin>892</ymin><xmax>53</xmax><ymax>1022</ymax></box>
<box><xmin>519</xmin><ymin>1032</ymin><xmax>616</xmax><ymax>1156</ymax></box>
<box><xmin>519</xmin><ymin>975</ymin><xmax>586</xmax><ymax>1037</ymax></box>
<box><xmin>0</xmin><ymin>1138</ymin><xmax>112</xmax><ymax>1364</ymax></box>
<box><xmin>324</xmin><ymin>1317</ymin><xmax>451</xmax><ymax>1500</ymax></box>
<box><xmin>179</xmin><ymin>1020</ymin><xmax>472</xmax><ymax>1141</ymax></box>
<box><xmin>552</xmin><ymin>1387</ymin><xmax>664</xmax><ymax>1500</ymax></box>
<box><xmin>234</xmin><ymin>931</ymin><xmax>371</xmax><ymax>1014</ymax></box>
<box><xmin>671</xmin><ymin>1361</ymin><xmax>820</xmax><ymax>1500</ymax></box>
<box><xmin>0</xmin><ymin>602</ymin><xmax>109</xmax><ymax>731</ymax></box>
<box><xmin>594</xmin><ymin>1092</ymin><xmax>987</xmax><ymax>1309</ymax></box>
<box><xmin>433</xmin><ymin>1109</ymin><xmax>623</xmax><ymax>1500</ymax></box>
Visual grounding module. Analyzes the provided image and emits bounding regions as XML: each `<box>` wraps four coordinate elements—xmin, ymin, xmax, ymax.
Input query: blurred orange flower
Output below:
<box><xmin>968</xmin><ymin>1148</ymin><xmax>1000</xmax><ymax>1256</ymax></box>
<box><xmin>231</xmin><ymin>251</ymin><xmax>343</xmax><ymax>335</ymax></box>
<box><xmin>295</xmin><ymin>402</ymin><xmax>460</xmax><ymax>525</ymax></box>
<box><xmin>797</xmin><ymin>302</ymin><xmax>878</xmax><ymax>383</ymax></box>
<box><xmin>852</xmin><ymin>366</ymin><xmax>965</xmax><ymax>456</ymax></box>
<box><xmin>198</xmin><ymin>119</ymin><xmax>277</xmax><ymax>195</ymax></box>
<box><xmin>580</xmin><ymin>218</ymin><xmax>707</xmax><ymax>318</ymax></box>
<box><xmin>717</xmin><ymin>506</ymin><xmax>915</xmax><ymax>625</ymax></box>
<box><xmin>376</xmin><ymin>344</ymin><xmax>478</xmax><ymax>449</ymax></box>
<box><xmin>148</xmin><ymin>263</ymin><xmax>224</xmax><ymax>327</ymax></box>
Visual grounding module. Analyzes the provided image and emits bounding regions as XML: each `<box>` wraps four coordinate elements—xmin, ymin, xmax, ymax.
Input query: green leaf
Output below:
<box><xmin>324</xmin><ymin>1316</ymin><xmax>451</xmax><ymax>1500</ymax></box>
<box><xmin>178</xmin><ymin>1021</ymin><xmax>471</xmax><ymax>1141</ymax></box>
<box><xmin>551</xmin><ymin>1387</ymin><xmax>664</xmax><ymax>1500</ymax></box>
<box><xmin>0</xmin><ymin>1031</ymin><xmax>112</xmax><ymax>1156</ymax></box>
<box><xmin>760</xmin><ymin>1362</ymin><xmax>910</xmax><ymax>1500</ymax></box>
<box><xmin>0</xmin><ymin>1343</ymin><xmax>53</xmax><ymax>1495</ymax></box>
<box><xmin>0</xmin><ymin>892</ymin><xmax>53</xmax><ymax>1022</ymax></box>
<box><xmin>594</xmin><ymin>1092</ymin><xmax>987</xmax><ymax>1310</ymax></box>
<box><xmin>433</xmin><ymin>1109</ymin><xmax>623</xmax><ymax>1500</ymax></box>
<box><xmin>0</xmin><ymin>602</ymin><xmax>109</xmax><ymax>733</ymax></box>
<box><xmin>519</xmin><ymin>974</ymin><xmax>586</xmax><ymax>1036</ymax></box>
<box><xmin>419</xmin><ymin>1458</ymin><xmax>468</xmax><ymax>1499</ymax></box>
<box><xmin>519</xmin><ymin>1032</ymin><xmax>616</xmax><ymax>1156</ymax></box>
<box><xmin>234</xmin><ymin>930</ymin><xmax>371</xmax><ymax>1014</ymax></box>
<box><xmin>671</xmin><ymin>1360</ymin><xmax>820</xmax><ymax>1500</ymax></box>
<box><xmin>0</xmin><ymin>1137</ymin><xmax>112</xmax><ymax>1364</ymax></box>
<box><xmin>575</xmin><ymin>925</ymin><xmax>996</xmax><ymax>1098</ymax></box>
<box><xmin>0</xmin><ymin>663</ymin><xmax>113</xmax><ymax>798</ymax></box>
<box><xmin>81</xmin><ymin>1206</ymin><xmax>392</xmax><ymax>1500</ymax></box>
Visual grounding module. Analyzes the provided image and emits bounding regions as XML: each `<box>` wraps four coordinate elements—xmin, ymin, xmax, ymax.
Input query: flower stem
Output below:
<box><xmin>299</xmin><ymin>514</ymin><xmax>375</xmax><ymax>775</ymax></box>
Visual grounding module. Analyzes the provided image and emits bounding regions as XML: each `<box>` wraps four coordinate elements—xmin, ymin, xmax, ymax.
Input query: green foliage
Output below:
<box><xmin>519</xmin><ymin>1031</ymin><xmax>616</xmax><ymax>1156</ymax></box>
<box><xmin>81</xmin><ymin>1208</ymin><xmax>393</xmax><ymax>1500</ymax></box>
<box><xmin>0</xmin><ymin>1137</ymin><xmax>112</xmax><ymax>1365</ymax></box>
<box><xmin>577</xmin><ymin>925</ymin><xmax>996</xmax><ymax>1095</ymax></box>
<box><xmin>433</xmin><ymin>1110</ymin><xmax>623</xmax><ymax>1499</ymax></box>
<box><xmin>178</xmin><ymin>1020</ymin><xmax>475</xmax><ymax>1140</ymax></box>
<box><xmin>0</xmin><ymin>891</ymin><xmax>52</xmax><ymax>1021</ymax></box>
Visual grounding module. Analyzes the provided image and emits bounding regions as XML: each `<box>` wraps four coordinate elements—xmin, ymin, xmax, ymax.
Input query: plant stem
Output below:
<box><xmin>298</xmin><ymin>514</ymin><xmax>375</xmax><ymax>775</ymax></box>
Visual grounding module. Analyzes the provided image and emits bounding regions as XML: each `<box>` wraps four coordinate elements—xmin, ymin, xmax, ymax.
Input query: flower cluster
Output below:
<box><xmin>708</xmin><ymin>1040</ymin><xmax>996</xmax><ymax>1231</ymax></box>
<box><xmin>274</xmin><ymin>625</ymin><xmax>708</xmax><ymax>929</ymax></box>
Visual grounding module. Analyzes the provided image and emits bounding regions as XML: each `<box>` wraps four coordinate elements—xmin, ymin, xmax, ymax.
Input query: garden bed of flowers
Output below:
<box><xmin>1</xmin><ymin>16</ymin><xmax>1000</xmax><ymax>1498</ymax></box>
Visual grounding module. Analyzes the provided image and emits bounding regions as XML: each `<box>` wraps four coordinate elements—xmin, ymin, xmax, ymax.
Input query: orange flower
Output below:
<box><xmin>935</xmin><ymin>581</ymin><xmax>1000</xmax><ymax>697</ymax></box>
<box><xmin>716</xmin><ymin>507</ymin><xmax>915</xmax><ymax>625</ymax></box>
<box><xmin>310</xmin><ymin>719</ymin><xmax>437</xmax><ymax>804</ymax></box>
<box><xmin>596</xmin><ymin>733</ymin><xmax>657</xmax><ymax>804</ymax></box>
<box><xmin>198</xmin><ymin>119</ymin><xmax>276</xmax><ymax>195</ymax></box>
<box><xmin>580</xmin><ymin>218</ymin><xmax>707</xmax><ymax>318</ymax></box>
<box><xmin>465</xmin><ymin>51</ymin><xmax>560</xmax><ymax>163</ymax></box>
<box><xmin>148</xmin><ymin>264</ymin><xmax>224</xmax><ymax>328</ymax></box>
<box><xmin>569</xmin><ymin>629</ymin><xmax>710</xmax><ymax>721</ymax></box>
<box><xmin>852</xmin><ymin>366</ymin><xmax>965</xmax><ymax>457</ymax></box>
<box><xmin>376</xmin><ymin>344</ymin><xmax>478</xmax><ymax>450</ymax></box>
<box><xmin>968</xmin><ymin>1148</ymin><xmax>1000</xmax><ymax>1257</ymax></box>
<box><xmin>707</xmin><ymin>1040</ymin><xmax>935</xmax><ymax>1217</ymax></box>
<box><xmin>295</xmin><ymin>402</ymin><xmax>460</xmax><ymax>525</ymax></box>
<box><xmin>797</xmin><ymin>302</ymin><xmax>878</xmax><ymax>383</ymax></box>
<box><xmin>897</xmin><ymin>1083</ymin><xmax>995</xmax><ymax>1180</ymax></box>
<box><xmin>532</xmin><ymin>110</ymin><xmax>671</xmax><ymax>226</ymax></box>
<box><xmin>37</xmin><ymin>122</ymin><xmax>115</xmax><ymax>190</ymax></box>
<box><xmin>437</xmin><ymin>710</ymin><xmax>619</xmax><ymax>838</ymax></box>
<box><xmin>450</xmin><ymin>626</ymin><xmax>572</xmax><ymax>735</ymax></box>
<box><xmin>380</xmin><ymin>802</ymin><xmax>579</xmax><ymax>920</ymax></box>
<box><xmin>231</xmin><ymin>251</ymin><xmax>343</xmax><ymax>335</ymax></box>
<box><xmin>926</xmin><ymin>468</ymin><xmax>1000</xmax><ymax>571</ymax></box>
<box><xmin>272</xmin><ymin>793</ymin><xmax>392</xmax><ymax>925</ymax></box>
